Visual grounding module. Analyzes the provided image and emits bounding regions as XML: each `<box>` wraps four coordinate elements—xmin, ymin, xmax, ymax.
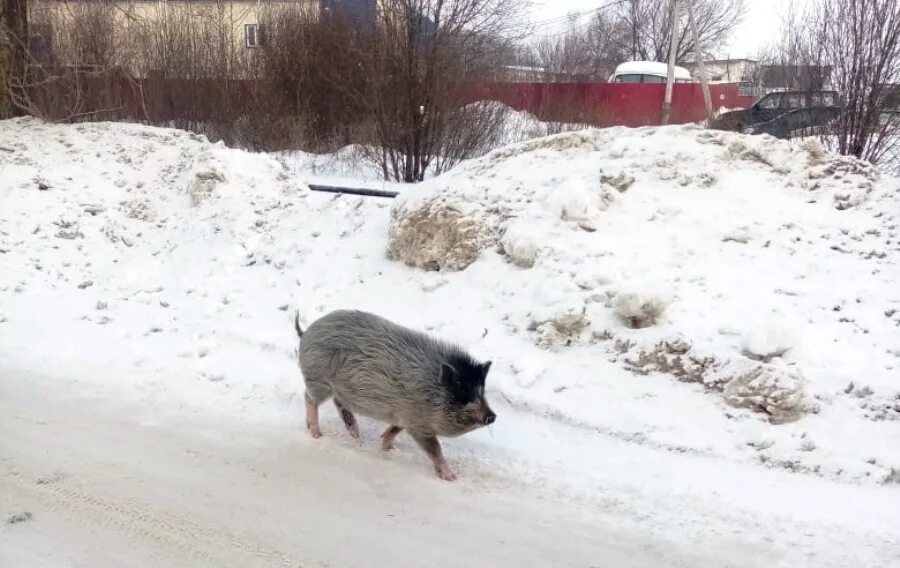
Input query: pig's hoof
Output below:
<box><xmin>381</xmin><ymin>439</ymin><xmax>395</xmax><ymax>452</ymax></box>
<box><xmin>435</xmin><ymin>466</ymin><xmax>457</xmax><ymax>482</ymax></box>
<box><xmin>347</xmin><ymin>424</ymin><xmax>360</xmax><ymax>439</ymax></box>
<box><xmin>308</xmin><ymin>425</ymin><xmax>323</xmax><ymax>439</ymax></box>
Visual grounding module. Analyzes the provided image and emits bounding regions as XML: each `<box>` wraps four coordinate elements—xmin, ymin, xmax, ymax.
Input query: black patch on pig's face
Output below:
<box><xmin>439</xmin><ymin>355</ymin><xmax>496</xmax><ymax>434</ymax></box>
<box><xmin>440</xmin><ymin>354</ymin><xmax>491</xmax><ymax>406</ymax></box>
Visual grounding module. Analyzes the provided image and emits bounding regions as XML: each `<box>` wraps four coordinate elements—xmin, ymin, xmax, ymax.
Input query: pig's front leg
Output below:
<box><xmin>409</xmin><ymin>431</ymin><xmax>456</xmax><ymax>481</ymax></box>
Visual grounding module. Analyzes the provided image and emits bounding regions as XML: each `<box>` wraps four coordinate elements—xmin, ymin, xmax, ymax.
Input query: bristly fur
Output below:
<box><xmin>297</xmin><ymin>309</ymin><xmax>494</xmax><ymax>438</ymax></box>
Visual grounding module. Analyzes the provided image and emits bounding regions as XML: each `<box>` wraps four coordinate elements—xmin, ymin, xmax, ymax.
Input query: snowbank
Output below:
<box><xmin>389</xmin><ymin>124</ymin><xmax>899</xmax><ymax>437</ymax></box>
<box><xmin>2</xmin><ymin>118</ymin><xmax>899</xmax><ymax>487</ymax></box>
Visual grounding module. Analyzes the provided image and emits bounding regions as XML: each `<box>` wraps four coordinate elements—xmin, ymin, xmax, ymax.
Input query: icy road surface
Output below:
<box><xmin>2</xmin><ymin>367</ymin><xmax>898</xmax><ymax>568</ymax></box>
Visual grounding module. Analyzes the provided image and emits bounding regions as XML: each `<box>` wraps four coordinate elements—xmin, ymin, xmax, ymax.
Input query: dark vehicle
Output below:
<box><xmin>714</xmin><ymin>90</ymin><xmax>842</xmax><ymax>138</ymax></box>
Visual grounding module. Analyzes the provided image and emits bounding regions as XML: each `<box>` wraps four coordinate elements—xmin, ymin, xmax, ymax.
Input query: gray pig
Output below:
<box><xmin>294</xmin><ymin>309</ymin><xmax>495</xmax><ymax>481</ymax></box>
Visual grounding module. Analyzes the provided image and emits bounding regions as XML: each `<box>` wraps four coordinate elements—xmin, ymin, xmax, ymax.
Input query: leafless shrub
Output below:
<box><xmin>7</xmin><ymin>0</ymin><xmax>532</xmax><ymax>168</ymax></box>
<box><xmin>1</xmin><ymin>0</ymin><xmax>28</xmax><ymax>117</ymax></box>
<box><xmin>323</xmin><ymin>0</ymin><xmax>527</xmax><ymax>182</ymax></box>
<box><xmin>761</xmin><ymin>0</ymin><xmax>900</xmax><ymax>168</ymax></box>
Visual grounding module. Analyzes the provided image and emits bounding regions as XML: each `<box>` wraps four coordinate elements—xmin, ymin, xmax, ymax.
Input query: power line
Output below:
<box><xmin>528</xmin><ymin>0</ymin><xmax>628</xmax><ymax>39</ymax></box>
<box><xmin>529</xmin><ymin>0</ymin><xmax>627</xmax><ymax>30</ymax></box>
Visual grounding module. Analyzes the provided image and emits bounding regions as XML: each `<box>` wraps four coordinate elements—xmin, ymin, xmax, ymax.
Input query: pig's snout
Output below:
<box><xmin>483</xmin><ymin>411</ymin><xmax>496</xmax><ymax>425</ymax></box>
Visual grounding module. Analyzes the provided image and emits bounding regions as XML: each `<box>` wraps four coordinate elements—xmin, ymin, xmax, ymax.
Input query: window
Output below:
<box><xmin>615</xmin><ymin>74</ymin><xmax>669</xmax><ymax>83</ymax></box>
<box><xmin>245</xmin><ymin>23</ymin><xmax>261</xmax><ymax>48</ymax></box>
<box><xmin>29</xmin><ymin>24</ymin><xmax>53</xmax><ymax>64</ymax></box>
<box><xmin>813</xmin><ymin>92</ymin><xmax>836</xmax><ymax>107</ymax></box>
<box><xmin>758</xmin><ymin>94</ymin><xmax>781</xmax><ymax>109</ymax></box>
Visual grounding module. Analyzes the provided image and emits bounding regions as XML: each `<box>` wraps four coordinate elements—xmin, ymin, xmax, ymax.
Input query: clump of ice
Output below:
<box><xmin>547</xmin><ymin>180</ymin><xmax>617</xmax><ymax>231</ymax></box>
<box><xmin>387</xmin><ymin>195</ymin><xmax>488</xmax><ymax>271</ymax></box>
<box><xmin>611</xmin><ymin>291</ymin><xmax>669</xmax><ymax>329</ymax></box>
<box><xmin>600</xmin><ymin>171</ymin><xmax>635</xmax><ymax>192</ymax></box>
<box><xmin>722</xmin><ymin>363</ymin><xmax>806</xmax><ymax>424</ymax></box>
<box><xmin>532</xmin><ymin>310</ymin><xmax>589</xmax><ymax>350</ymax></box>
<box><xmin>186</xmin><ymin>153</ymin><xmax>227</xmax><ymax>206</ymax></box>
<box><xmin>500</xmin><ymin>221</ymin><xmax>539</xmax><ymax>268</ymax></box>
<box><xmin>742</xmin><ymin>325</ymin><xmax>796</xmax><ymax>362</ymax></box>
<box><xmin>800</xmin><ymin>138</ymin><xmax>828</xmax><ymax>165</ymax></box>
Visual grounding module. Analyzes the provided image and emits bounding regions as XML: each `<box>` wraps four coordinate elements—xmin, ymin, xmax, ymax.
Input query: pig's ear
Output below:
<box><xmin>440</xmin><ymin>363</ymin><xmax>458</xmax><ymax>387</ymax></box>
<box><xmin>481</xmin><ymin>361</ymin><xmax>492</xmax><ymax>379</ymax></box>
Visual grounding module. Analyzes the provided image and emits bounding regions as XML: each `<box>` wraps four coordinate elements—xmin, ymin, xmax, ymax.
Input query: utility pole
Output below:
<box><xmin>661</xmin><ymin>0</ymin><xmax>679</xmax><ymax>125</ymax></box>
<box><xmin>685</xmin><ymin>0</ymin><xmax>713</xmax><ymax>122</ymax></box>
<box><xmin>0</xmin><ymin>0</ymin><xmax>27</xmax><ymax>118</ymax></box>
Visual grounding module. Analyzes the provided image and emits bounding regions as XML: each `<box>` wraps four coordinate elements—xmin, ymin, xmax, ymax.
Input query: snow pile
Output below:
<box><xmin>2</xmin><ymin>118</ymin><xmax>900</xmax><ymax>486</ymax></box>
<box><xmin>389</xmin><ymin>124</ymin><xmax>899</xmax><ymax>431</ymax></box>
<box><xmin>387</xmin><ymin>194</ymin><xmax>487</xmax><ymax>271</ymax></box>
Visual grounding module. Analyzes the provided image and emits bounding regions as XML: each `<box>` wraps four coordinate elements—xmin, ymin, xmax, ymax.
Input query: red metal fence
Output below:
<box><xmin>462</xmin><ymin>82</ymin><xmax>756</xmax><ymax>127</ymax></box>
<box><xmin>26</xmin><ymin>70</ymin><xmax>757</xmax><ymax>143</ymax></box>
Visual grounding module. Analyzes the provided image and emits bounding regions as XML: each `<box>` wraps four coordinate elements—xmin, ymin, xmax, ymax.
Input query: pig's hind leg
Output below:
<box><xmin>381</xmin><ymin>425</ymin><xmax>403</xmax><ymax>451</ymax></box>
<box><xmin>333</xmin><ymin>399</ymin><xmax>360</xmax><ymax>439</ymax></box>
<box><xmin>409</xmin><ymin>431</ymin><xmax>456</xmax><ymax>481</ymax></box>
<box><xmin>304</xmin><ymin>383</ymin><xmax>332</xmax><ymax>439</ymax></box>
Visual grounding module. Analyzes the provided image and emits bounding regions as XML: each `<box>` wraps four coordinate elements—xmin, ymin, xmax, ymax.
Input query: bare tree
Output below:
<box><xmin>764</xmin><ymin>0</ymin><xmax>900</xmax><ymax>166</ymax></box>
<box><xmin>533</xmin><ymin>19</ymin><xmax>592</xmax><ymax>79</ymax></box>
<box><xmin>532</xmin><ymin>14</ymin><xmax>626</xmax><ymax>80</ymax></box>
<box><xmin>755</xmin><ymin>5</ymin><xmax>830</xmax><ymax>92</ymax></box>
<box><xmin>611</xmin><ymin>0</ymin><xmax>745</xmax><ymax>62</ymax></box>
<box><xmin>818</xmin><ymin>0</ymin><xmax>900</xmax><ymax>164</ymax></box>
<box><xmin>582</xmin><ymin>11</ymin><xmax>631</xmax><ymax>77</ymax></box>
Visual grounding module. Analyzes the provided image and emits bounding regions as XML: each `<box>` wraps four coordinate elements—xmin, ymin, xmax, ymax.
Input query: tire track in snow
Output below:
<box><xmin>0</xmin><ymin>458</ymin><xmax>297</xmax><ymax>568</ymax></box>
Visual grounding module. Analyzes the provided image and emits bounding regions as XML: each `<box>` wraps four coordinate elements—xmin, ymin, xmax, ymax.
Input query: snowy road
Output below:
<box><xmin>2</xmin><ymin>367</ymin><xmax>898</xmax><ymax>568</ymax></box>
<box><xmin>0</xmin><ymin>369</ymin><xmax>688</xmax><ymax>568</ymax></box>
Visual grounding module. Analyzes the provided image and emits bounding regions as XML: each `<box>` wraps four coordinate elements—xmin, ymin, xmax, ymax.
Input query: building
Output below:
<box><xmin>758</xmin><ymin>64</ymin><xmax>833</xmax><ymax>92</ymax></box>
<box><xmin>683</xmin><ymin>58</ymin><xmax>835</xmax><ymax>97</ymax></box>
<box><xmin>27</xmin><ymin>0</ymin><xmax>375</xmax><ymax>76</ymax></box>
<box><xmin>682</xmin><ymin>58</ymin><xmax>758</xmax><ymax>84</ymax></box>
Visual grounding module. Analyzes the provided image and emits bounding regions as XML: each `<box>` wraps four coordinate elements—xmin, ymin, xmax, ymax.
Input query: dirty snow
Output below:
<box><xmin>2</xmin><ymin>117</ymin><xmax>900</xmax><ymax>566</ymax></box>
<box><xmin>390</xmin><ymin>124</ymin><xmax>900</xmax><ymax>476</ymax></box>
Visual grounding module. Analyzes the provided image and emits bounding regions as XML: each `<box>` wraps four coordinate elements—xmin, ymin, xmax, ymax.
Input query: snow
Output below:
<box><xmin>389</xmin><ymin>124</ymin><xmax>898</xmax><ymax>460</ymax></box>
<box><xmin>610</xmin><ymin>60</ymin><xmax>692</xmax><ymax>81</ymax></box>
<box><xmin>2</xmin><ymin>116</ymin><xmax>900</xmax><ymax>566</ymax></box>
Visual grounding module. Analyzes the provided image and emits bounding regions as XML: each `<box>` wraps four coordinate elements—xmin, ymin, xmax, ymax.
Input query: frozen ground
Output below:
<box><xmin>1</xmin><ymin>118</ymin><xmax>899</xmax><ymax>566</ymax></box>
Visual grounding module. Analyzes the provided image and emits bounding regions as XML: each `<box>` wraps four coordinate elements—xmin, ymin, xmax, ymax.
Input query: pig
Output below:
<box><xmin>294</xmin><ymin>309</ymin><xmax>495</xmax><ymax>481</ymax></box>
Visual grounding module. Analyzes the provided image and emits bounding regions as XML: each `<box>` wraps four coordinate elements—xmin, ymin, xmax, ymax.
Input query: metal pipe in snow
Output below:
<box><xmin>308</xmin><ymin>184</ymin><xmax>399</xmax><ymax>198</ymax></box>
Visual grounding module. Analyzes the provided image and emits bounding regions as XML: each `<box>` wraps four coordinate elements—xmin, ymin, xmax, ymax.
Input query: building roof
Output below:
<box><xmin>683</xmin><ymin>58</ymin><xmax>758</xmax><ymax>65</ymax></box>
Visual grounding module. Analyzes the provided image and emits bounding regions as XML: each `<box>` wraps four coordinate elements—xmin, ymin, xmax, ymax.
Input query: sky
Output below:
<box><xmin>529</xmin><ymin>0</ymin><xmax>793</xmax><ymax>59</ymax></box>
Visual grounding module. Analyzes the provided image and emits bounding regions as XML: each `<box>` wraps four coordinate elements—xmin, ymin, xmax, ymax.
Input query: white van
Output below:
<box><xmin>609</xmin><ymin>61</ymin><xmax>692</xmax><ymax>84</ymax></box>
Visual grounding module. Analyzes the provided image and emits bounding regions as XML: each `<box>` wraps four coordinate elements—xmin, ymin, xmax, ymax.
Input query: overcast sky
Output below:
<box><xmin>529</xmin><ymin>0</ymin><xmax>795</xmax><ymax>59</ymax></box>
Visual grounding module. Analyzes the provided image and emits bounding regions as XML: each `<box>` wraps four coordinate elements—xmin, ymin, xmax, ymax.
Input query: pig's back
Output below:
<box><xmin>299</xmin><ymin>310</ymin><xmax>448</xmax><ymax>425</ymax></box>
